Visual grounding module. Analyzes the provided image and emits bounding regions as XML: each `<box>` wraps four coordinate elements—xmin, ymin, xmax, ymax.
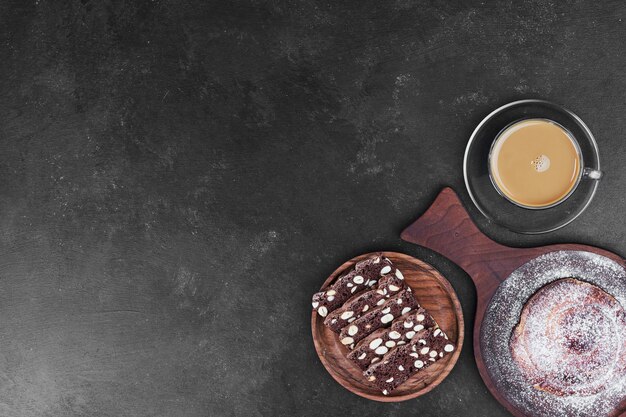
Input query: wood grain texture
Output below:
<box><xmin>311</xmin><ymin>252</ymin><xmax>464</xmax><ymax>402</ymax></box>
<box><xmin>401</xmin><ymin>187</ymin><xmax>626</xmax><ymax>417</ymax></box>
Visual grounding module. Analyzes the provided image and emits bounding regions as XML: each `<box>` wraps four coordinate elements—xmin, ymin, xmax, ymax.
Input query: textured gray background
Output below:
<box><xmin>0</xmin><ymin>0</ymin><xmax>625</xmax><ymax>416</ymax></box>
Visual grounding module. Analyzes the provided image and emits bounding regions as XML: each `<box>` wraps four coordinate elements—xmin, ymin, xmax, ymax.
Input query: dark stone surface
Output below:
<box><xmin>0</xmin><ymin>0</ymin><xmax>625</xmax><ymax>415</ymax></box>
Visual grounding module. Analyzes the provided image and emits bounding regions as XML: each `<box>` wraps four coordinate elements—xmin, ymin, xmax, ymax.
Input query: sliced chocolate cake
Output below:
<box><xmin>364</xmin><ymin>327</ymin><xmax>455</xmax><ymax>395</ymax></box>
<box><xmin>347</xmin><ymin>307</ymin><xmax>437</xmax><ymax>370</ymax></box>
<box><xmin>312</xmin><ymin>255</ymin><xmax>456</xmax><ymax>395</ymax></box>
<box><xmin>338</xmin><ymin>288</ymin><xmax>419</xmax><ymax>349</ymax></box>
<box><xmin>311</xmin><ymin>254</ymin><xmax>394</xmax><ymax>317</ymax></box>
<box><xmin>324</xmin><ymin>272</ymin><xmax>406</xmax><ymax>333</ymax></box>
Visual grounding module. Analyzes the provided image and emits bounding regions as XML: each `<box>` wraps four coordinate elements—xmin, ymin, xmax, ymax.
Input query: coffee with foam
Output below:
<box><xmin>489</xmin><ymin>119</ymin><xmax>582</xmax><ymax>208</ymax></box>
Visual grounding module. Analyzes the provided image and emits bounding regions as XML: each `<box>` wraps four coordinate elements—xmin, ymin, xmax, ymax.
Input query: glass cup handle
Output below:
<box><xmin>583</xmin><ymin>167</ymin><xmax>603</xmax><ymax>180</ymax></box>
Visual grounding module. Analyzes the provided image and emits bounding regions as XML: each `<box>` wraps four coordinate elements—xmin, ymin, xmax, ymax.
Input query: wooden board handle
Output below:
<box><xmin>401</xmin><ymin>188</ymin><xmax>532</xmax><ymax>297</ymax></box>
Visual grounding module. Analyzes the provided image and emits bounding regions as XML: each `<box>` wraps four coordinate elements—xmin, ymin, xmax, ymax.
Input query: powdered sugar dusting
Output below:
<box><xmin>481</xmin><ymin>251</ymin><xmax>626</xmax><ymax>417</ymax></box>
<box><xmin>510</xmin><ymin>278</ymin><xmax>626</xmax><ymax>396</ymax></box>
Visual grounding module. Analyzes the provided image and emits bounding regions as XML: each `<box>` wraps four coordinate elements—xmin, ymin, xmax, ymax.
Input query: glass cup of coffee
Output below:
<box><xmin>488</xmin><ymin>118</ymin><xmax>603</xmax><ymax>209</ymax></box>
<box><xmin>464</xmin><ymin>99</ymin><xmax>603</xmax><ymax>233</ymax></box>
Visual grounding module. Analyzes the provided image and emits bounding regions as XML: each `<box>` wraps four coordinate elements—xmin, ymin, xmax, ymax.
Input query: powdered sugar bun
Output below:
<box><xmin>510</xmin><ymin>278</ymin><xmax>626</xmax><ymax>396</ymax></box>
<box><xmin>481</xmin><ymin>251</ymin><xmax>626</xmax><ymax>417</ymax></box>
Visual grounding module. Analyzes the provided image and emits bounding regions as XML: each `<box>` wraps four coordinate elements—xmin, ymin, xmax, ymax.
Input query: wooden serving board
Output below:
<box><xmin>401</xmin><ymin>187</ymin><xmax>626</xmax><ymax>417</ymax></box>
<box><xmin>311</xmin><ymin>252</ymin><xmax>464</xmax><ymax>402</ymax></box>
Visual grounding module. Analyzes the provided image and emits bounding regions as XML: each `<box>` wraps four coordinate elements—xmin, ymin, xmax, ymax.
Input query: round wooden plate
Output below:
<box><xmin>311</xmin><ymin>251</ymin><xmax>464</xmax><ymax>402</ymax></box>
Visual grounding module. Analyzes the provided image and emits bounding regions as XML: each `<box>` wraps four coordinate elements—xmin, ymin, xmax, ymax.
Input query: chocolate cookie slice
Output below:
<box><xmin>324</xmin><ymin>271</ymin><xmax>406</xmax><ymax>333</ymax></box>
<box><xmin>364</xmin><ymin>327</ymin><xmax>455</xmax><ymax>395</ymax></box>
<box><xmin>311</xmin><ymin>254</ymin><xmax>394</xmax><ymax>317</ymax></box>
<box><xmin>347</xmin><ymin>307</ymin><xmax>437</xmax><ymax>370</ymax></box>
<box><xmin>338</xmin><ymin>288</ymin><xmax>419</xmax><ymax>349</ymax></box>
